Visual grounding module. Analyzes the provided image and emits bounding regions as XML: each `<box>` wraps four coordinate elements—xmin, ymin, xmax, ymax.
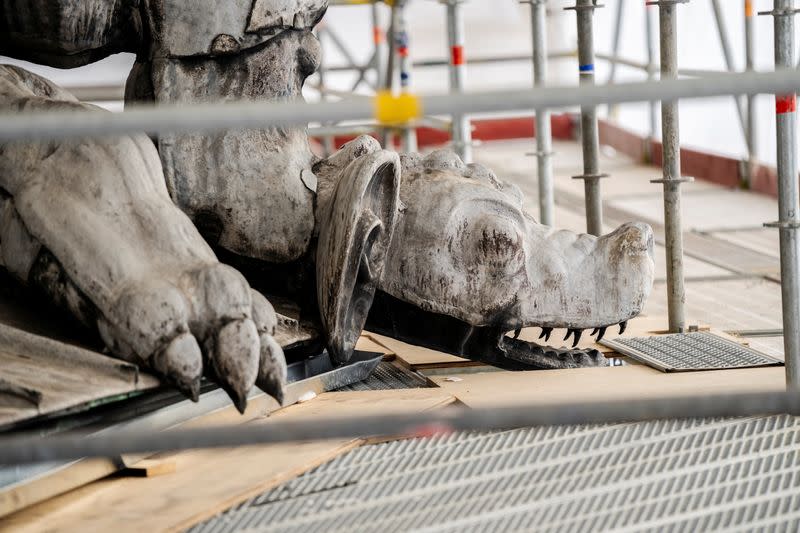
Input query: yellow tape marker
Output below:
<box><xmin>374</xmin><ymin>90</ymin><xmax>422</xmax><ymax>126</ymax></box>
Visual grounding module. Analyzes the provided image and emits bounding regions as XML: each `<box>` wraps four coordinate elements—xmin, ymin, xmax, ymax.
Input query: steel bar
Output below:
<box><xmin>315</xmin><ymin>29</ymin><xmax>336</xmax><ymax>157</ymax></box>
<box><xmin>654</xmin><ymin>0</ymin><xmax>689</xmax><ymax>334</ymax></box>
<box><xmin>606</xmin><ymin>0</ymin><xmax>626</xmax><ymax>86</ymax></box>
<box><xmin>0</xmin><ymin>390</ymin><xmax>798</xmax><ymax>465</ymax></box>
<box><xmin>3</xmin><ymin>70</ymin><xmax>800</xmax><ymax>142</ymax></box>
<box><xmin>711</xmin><ymin>0</ymin><xmax>749</xmax><ymax>144</ymax></box>
<box><xmin>372</xmin><ymin>1</ymin><xmax>386</xmax><ymax>90</ymax></box>
<box><xmin>745</xmin><ymin>0</ymin><xmax>759</xmax><ymax>185</ymax></box>
<box><xmin>569</xmin><ymin>0</ymin><xmax>605</xmax><ymax>236</ymax></box>
<box><xmin>381</xmin><ymin>1</ymin><xmax>398</xmax><ymax>148</ymax></box>
<box><xmin>318</xmin><ymin>52</ymin><xmax>727</xmax><ymax>76</ymax></box>
<box><xmin>529</xmin><ymin>0</ymin><xmax>555</xmax><ymax>226</ymax></box>
<box><xmin>396</xmin><ymin>0</ymin><xmax>418</xmax><ymax>152</ymax></box>
<box><xmin>645</xmin><ymin>0</ymin><xmax>658</xmax><ymax>156</ymax></box>
<box><xmin>767</xmin><ymin>0</ymin><xmax>800</xmax><ymax>390</ymax></box>
<box><xmin>445</xmin><ymin>0</ymin><xmax>473</xmax><ymax>162</ymax></box>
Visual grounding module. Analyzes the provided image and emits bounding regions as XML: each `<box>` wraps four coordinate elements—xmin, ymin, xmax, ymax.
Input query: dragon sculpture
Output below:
<box><xmin>0</xmin><ymin>0</ymin><xmax>654</xmax><ymax>412</ymax></box>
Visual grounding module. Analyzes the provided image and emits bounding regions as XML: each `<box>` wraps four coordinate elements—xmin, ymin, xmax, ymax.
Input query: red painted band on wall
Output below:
<box><xmin>451</xmin><ymin>45</ymin><xmax>464</xmax><ymax>66</ymax></box>
<box><xmin>776</xmin><ymin>94</ymin><xmax>797</xmax><ymax>114</ymax></box>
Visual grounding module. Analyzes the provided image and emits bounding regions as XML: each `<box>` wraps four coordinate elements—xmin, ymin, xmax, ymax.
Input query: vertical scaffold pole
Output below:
<box><xmin>372</xmin><ymin>1</ymin><xmax>386</xmax><ymax>90</ymax></box>
<box><xmin>316</xmin><ymin>26</ymin><xmax>336</xmax><ymax>157</ymax></box>
<box><xmin>529</xmin><ymin>0</ymin><xmax>555</xmax><ymax>226</ymax></box>
<box><xmin>381</xmin><ymin>2</ymin><xmax>399</xmax><ymax>149</ymax></box>
<box><xmin>710</xmin><ymin>0</ymin><xmax>749</xmax><ymax>148</ymax></box>
<box><xmin>650</xmin><ymin>0</ymin><xmax>692</xmax><ymax>334</ymax></box>
<box><xmin>567</xmin><ymin>0</ymin><xmax>606</xmax><ymax>237</ymax></box>
<box><xmin>764</xmin><ymin>0</ymin><xmax>800</xmax><ymax>390</ymax></box>
<box><xmin>396</xmin><ymin>0</ymin><xmax>418</xmax><ymax>152</ymax></box>
<box><xmin>745</xmin><ymin>0</ymin><xmax>759</xmax><ymax>183</ymax></box>
<box><xmin>445</xmin><ymin>0</ymin><xmax>473</xmax><ymax>163</ymax></box>
<box><xmin>645</xmin><ymin>0</ymin><xmax>658</xmax><ymax>161</ymax></box>
<box><xmin>607</xmin><ymin>0</ymin><xmax>626</xmax><ymax>86</ymax></box>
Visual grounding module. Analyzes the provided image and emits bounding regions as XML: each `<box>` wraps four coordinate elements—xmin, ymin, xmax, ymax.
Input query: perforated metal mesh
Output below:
<box><xmin>602</xmin><ymin>332</ymin><xmax>782</xmax><ymax>372</ymax></box>
<box><xmin>190</xmin><ymin>415</ymin><xmax>800</xmax><ymax>532</ymax></box>
<box><xmin>336</xmin><ymin>362</ymin><xmax>429</xmax><ymax>391</ymax></box>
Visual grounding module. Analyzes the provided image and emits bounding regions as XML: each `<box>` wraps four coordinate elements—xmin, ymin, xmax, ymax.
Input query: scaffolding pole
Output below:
<box><xmin>445</xmin><ymin>0</ymin><xmax>473</xmax><ymax>163</ymax></box>
<box><xmin>0</xmin><ymin>390</ymin><xmax>799</xmax><ymax>465</ymax></box>
<box><xmin>396</xmin><ymin>0</ymin><xmax>418</xmax><ymax>152</ymax></box>
<box><xmin>765</xmin><ymin>0</ymin><xmax>800</xmax><ymax>390</ymax></box>
<box><xmin>606</xmin><ymin>0</ymin><xmax>626</xmax><ymax>86</ymax></box>
<box><xmin>651</xmin><ymin>0</ymin><xmax>691</xmax><ymax>334</ymax></box>
<box><xmin>568</xmin><ymin>0</ymin><xmax>605</xmax><ymax>237</ymax></box>
<box><xmin>710</xmin><ymin>0</ymin><xmax>749</xmax><ymax>146</ymax></box>
<box><xmin>528</xmin><ymin>0</ymin><xmax>555</xmax><ymax>226</ymax></box>
<box><xmin>372</xmin><ymin>1</ymin><xmax>386</xmax><ymax>90</ymax></box>
<box><xmin>381</xmin><ymin>1</ymin><xmax>398</xmax><ymax>148</ymax></box>
<box><xmin>645</xmin><ymin>0</ymin><xmax>658</xmax><ymax>161</ymax></box>
<box><xmin>4</xmin><ymin>70</ymin><xmax>800</xmax><ymax>142</ymax></box>
<box><xmin>745</xmin><ymin>0</ymin><xmax>759</xmax><ymax>184</ymax></box>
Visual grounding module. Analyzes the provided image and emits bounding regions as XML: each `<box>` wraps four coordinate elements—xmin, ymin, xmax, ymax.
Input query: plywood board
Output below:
<box><xmin>645</xmin><ymin>278</ymin><xmax>783</xmax><ymax>332</ymax></box>
<box><xmin>1</xmin><ymin>389</ymin><xmax>456</xmax><ymax>533</ymax></box>
<box><xmin>429</xmin><ymin>364</ymin><xmax>786</xmax><ymax>409</ymax></box>
<box><xmin>355</xmin><ymin>335</ymin><xmax>393</xmax><ymax>355</ymax></box>
<box><xmin>0</xmin><ymin>324</ymin><xmax>160</xmax><ymax>428</ymax></box>
<box><xmin>364</xmin><ymin>332</ymin><xmax>480</xmax><ymax>370</ymax></box>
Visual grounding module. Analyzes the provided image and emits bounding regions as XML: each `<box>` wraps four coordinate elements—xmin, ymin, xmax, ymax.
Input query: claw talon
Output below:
<box><xmin>619</xmin><ymin>321</ymin><xmax>628</xmax><ymax>335</ymax></box>
<box><xmin>210</xmin><ymin>319</ymin><xmax>260</xmax><ymax>414</ymax></box>
<box><xmin>596</xmin><ymin>326</ymin><xmax>607</xmax><ymax>343</ymax></box>
<box><xmin>571</xmin><ymin>329</ymin><xmax>583</xmax><ymax>348</ymax></box>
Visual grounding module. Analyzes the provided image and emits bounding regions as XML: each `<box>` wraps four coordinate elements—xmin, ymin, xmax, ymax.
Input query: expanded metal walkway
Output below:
<box><xmin>192</xmin><ymin>415</ymin><xmax>800</xmax><ymax>532</ymax></box>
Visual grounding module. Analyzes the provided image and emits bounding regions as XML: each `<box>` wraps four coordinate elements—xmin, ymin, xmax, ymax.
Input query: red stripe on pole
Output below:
<box><xmin>373</xmin><ymin>27</ymin><xmax>384</xmax><ymax>45</ymax></box>
<box><xmin>777</xmin><ymin>94</ymin><xmax>797</xmax><ymax>114</ymax></box>
<box><xmin>451</xmin><ymin>45</ymin><xmax>464</xmax><ymax>66</ymax></box>
<box><xmin>397</xmin><ymin>46</ymin><xmax>409</xmax><ymax>58</ymax></box>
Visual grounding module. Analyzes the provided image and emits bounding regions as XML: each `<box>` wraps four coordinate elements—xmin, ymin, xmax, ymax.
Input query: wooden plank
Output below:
<box><xmin>1</xmin><ymin>389</ymin><xmax>456</xmax><ymax>533</ymax></box>
<box><xmin>429</xmin><ymin>365</ymin><xmax>786</xmax><ymax>408</ymax></box>
<box><xmin>355</xmin><ymin>335</ymin><xmax>393</xmax><ymax>356</ymax></box>
<box><xmin>121</xmin><ymin>459</ymin><xmax>177</xmax><ymax>478</ymax></box>
<box><xmin>364</xmin><ymin>332</ymin><xmax>481</xmax><ymax>370</ymax></box>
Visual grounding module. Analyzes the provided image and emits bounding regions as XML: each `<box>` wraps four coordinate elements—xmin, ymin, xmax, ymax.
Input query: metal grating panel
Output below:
<box><xmin>336</xmin><ymin>362</ymin><xmax>429</xmax><ymax>391</ymax></box>
<box><xmin>190</xmin><ymin>415</ymin><xmax>800</xmax><ymax>532</ymax></box>
<box><xmin>601</xmin><ymin>332</ymin><xmax>783</xmax><ymax>372</ymax></box>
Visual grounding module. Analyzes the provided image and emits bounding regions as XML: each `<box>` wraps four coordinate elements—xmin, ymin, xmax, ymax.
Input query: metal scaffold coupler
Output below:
<box><xmin>572</xmin><ymin>173</ymin><xmax>609</xmax><ymax>182</ymax></box>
